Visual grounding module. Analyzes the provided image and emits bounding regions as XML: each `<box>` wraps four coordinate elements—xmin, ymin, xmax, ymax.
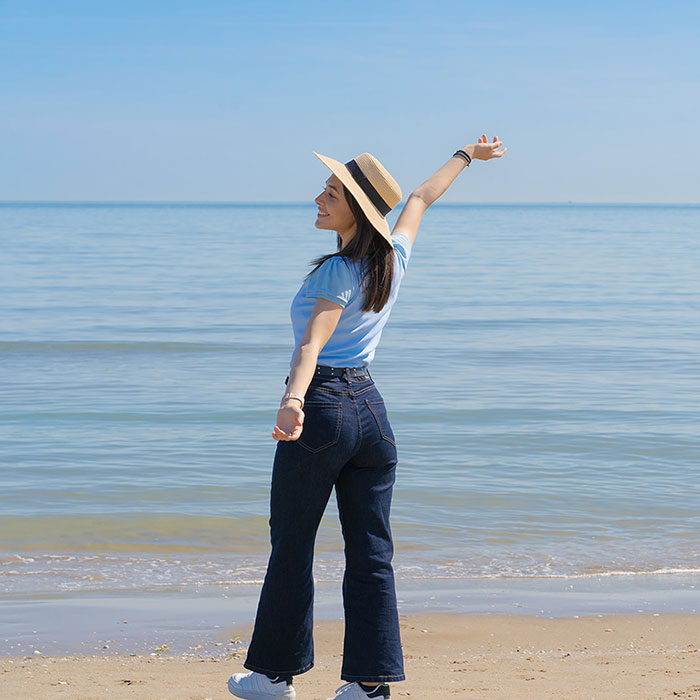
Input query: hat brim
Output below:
<box><xmin>313</xmin><ymin>152</ymin><xmax>393</xmax><ymax>247</ymax></box>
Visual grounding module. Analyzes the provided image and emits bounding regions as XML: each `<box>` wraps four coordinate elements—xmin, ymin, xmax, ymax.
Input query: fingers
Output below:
<box><xmin>470</xmin><ymin>135</ymin><xmax>507</xmax><ymax>161</ymax></box>
<box><xmin>272</xmin><ymin>425</ymin><xmax>292</xmax><ymax>441</ymax></box>
<box><xmin>477</xmin><ymin>135</ymin><xmax>504</xmax><ymax>149</ymax></box>
<box><xmin>272</xmin><ymin>424</ymin><xmax>303</xmax><ymax>441</ymax></box>
<box><xmin>484</xmin><ymin>135</ymin><xmax>505</xmax><ymax>154</ymax></box>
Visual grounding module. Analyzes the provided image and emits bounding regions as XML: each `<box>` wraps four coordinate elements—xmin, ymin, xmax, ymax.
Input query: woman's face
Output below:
<box><xmin>314</xmin><ymin>174</ymin><xmax>356</xmax><ymax>237</ymax></box>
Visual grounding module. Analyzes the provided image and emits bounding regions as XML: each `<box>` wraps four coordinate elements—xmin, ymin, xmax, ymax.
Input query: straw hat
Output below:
<box><xmin>313</xmin><ymin>151</ymin><xmax>402</xmax><ymax>246</ymax></box>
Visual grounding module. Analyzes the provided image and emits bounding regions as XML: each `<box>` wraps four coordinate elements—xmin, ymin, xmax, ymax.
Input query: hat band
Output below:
<box><xmin>345</xmin><ymin>159</ymin><xmax>392</xmax><ymax>217</ymax></box>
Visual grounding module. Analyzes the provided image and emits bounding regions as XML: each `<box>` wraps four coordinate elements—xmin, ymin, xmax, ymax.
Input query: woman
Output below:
<box><xmin>228</xmin><ymin>134</ymin><xmax>507</xmax><ymax>700</ymax></box>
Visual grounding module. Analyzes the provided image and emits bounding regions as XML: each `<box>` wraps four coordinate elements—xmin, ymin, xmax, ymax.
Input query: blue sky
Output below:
<box><xmin>1</xmin><ymin>0</ymin><xmax>698</xmax><ymax>202</ymax></box>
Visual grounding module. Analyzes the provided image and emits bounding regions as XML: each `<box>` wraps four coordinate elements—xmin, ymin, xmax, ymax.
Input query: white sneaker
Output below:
<box><xmin>327</xmin><ymin>682</ymin><xmax>390</xmax><ymax>699</ymax></box>
<box><xmin>227</xmin><ymin>671</ymin><xmax>296</xmax><ymax>700</ymax></box>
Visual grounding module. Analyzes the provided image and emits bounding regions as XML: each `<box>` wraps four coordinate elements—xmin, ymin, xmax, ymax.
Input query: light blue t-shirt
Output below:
<box><xmin>290</xmin><ymin>232</ymin><xmax>411</xmax><ymax>367</ymax></box>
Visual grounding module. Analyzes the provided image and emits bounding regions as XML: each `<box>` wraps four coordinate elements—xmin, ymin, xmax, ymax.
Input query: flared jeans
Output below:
<box><xmin>244</xmin><ymin>374</ymin><xmax>405</xmax><ymax>683</ymax></box>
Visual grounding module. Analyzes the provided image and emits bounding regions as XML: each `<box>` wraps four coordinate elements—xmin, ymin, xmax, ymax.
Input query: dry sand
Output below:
<box><xmin>3</xmin><ymin>612</ymin><xmax>699</xmax><ymax>699</ymax></box>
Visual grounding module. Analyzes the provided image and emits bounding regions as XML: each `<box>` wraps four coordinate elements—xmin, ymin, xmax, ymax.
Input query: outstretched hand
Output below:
<box><xmin>471</xmin><ymin>134</ymin><xmax>507</xmax><ymax>161</ymax></box>
<box><xmin>272</xmin><ymin>404</ymin><xmax>305</xmax><ymax>441</ymax></box>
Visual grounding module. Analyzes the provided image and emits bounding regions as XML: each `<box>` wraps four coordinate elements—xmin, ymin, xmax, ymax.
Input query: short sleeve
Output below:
<box><xmin>391</xmin><ymin>232</ymin><xmax>412</xmax><ymax>272</ymax></box>
<box><xmin>306</xmin><ymin>256</ymin><xmax>356</xmax><ymax>308</ymax></box>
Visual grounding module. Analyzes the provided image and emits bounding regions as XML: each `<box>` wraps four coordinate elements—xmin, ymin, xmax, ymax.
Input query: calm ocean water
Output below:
<box><xmin>1</xmin><ymin>202</ymin><xmax>699</xmax><ymax>598</ymax></box>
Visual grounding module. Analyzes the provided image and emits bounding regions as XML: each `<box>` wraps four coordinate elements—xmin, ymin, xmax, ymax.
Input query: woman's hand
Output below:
<box><xmin>272</xmin><ymin>403</ymin><xmax>305</xmax><ymax>441</ymax></box>
<box><xmin>467</xmin><ymin>134</ymin><xmax>508</xmax><ymax>161</ymax></box>
<box><xmin>393</xmin><ymin>132</ymin><xmax>507</xmax><ymax>247</ymax></box>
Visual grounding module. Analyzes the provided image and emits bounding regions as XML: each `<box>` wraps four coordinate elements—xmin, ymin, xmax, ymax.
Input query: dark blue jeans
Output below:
<box><xmin>244</xmin><ymin>374</ymin><xmax>405</xmax><ymax>683</ymax></box>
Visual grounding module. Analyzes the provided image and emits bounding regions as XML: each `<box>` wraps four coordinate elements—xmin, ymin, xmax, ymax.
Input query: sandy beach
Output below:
<box><xmin>4</xmin><ymin>612</ymin><xmax>700</xmax><ymax>699</ymax></box>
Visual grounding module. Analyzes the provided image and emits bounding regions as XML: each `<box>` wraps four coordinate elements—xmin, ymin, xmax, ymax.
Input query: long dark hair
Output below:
<box><xmin>307</xmin><ymin>185</ymin><xmax>394</xmax><ymax>313</ymax></box>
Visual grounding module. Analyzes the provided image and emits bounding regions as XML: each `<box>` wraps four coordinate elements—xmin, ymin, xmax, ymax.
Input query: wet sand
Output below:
<box><xmin>3</xmin><ymin>612</ymin><xmax>700</xmax><ymax>699</ymax></box>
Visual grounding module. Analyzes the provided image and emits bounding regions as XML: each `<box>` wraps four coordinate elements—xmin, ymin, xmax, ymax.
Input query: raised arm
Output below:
<box><xmin>393</xmin><ymin>134</ymin><xmax>507</xmax><ymax>247</ymax></box>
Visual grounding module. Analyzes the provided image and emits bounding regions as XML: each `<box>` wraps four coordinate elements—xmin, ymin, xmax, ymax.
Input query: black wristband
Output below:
<box><xmin>453</xmin><ymin>149</ymin><xmax>472</xmax><ymax>165</ymax></box>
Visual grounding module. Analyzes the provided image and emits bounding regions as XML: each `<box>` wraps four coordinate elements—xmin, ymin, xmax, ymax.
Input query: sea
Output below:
<box><xmin>1</xmin><ymin>202</ymin><xmax>699</xmax><ymax>652</ymax></box>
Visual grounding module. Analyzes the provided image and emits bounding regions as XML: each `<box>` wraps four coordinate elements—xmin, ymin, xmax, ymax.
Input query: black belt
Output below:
<box><xmin>314</xmin><ymin>364</ymin><xmax>370</xmax><ymax>379</ymax></box>
<box><xmin>285</xmin><ymin>365</ymin><xmax>370</xmax><ymax>385</ymax></box>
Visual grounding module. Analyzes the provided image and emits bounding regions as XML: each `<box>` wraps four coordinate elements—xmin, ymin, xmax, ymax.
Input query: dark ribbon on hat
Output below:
<box><xmin>345</xmin><ymin>159</ymin><xmax>391</xmax><ymax>216</ymax></box>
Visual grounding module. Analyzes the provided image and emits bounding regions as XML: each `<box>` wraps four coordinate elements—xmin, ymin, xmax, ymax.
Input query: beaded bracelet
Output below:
<box><xmin>453</xmin><ymin>149</ymin><xmax>472</xmax><ymax>165</ymax></box>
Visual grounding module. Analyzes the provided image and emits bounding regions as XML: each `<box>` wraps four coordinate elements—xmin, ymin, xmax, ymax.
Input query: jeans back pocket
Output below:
<box><xmin>298</xmin><ymin>401</ymin><xmax>343</xmax><ymax>453</ymax></box>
